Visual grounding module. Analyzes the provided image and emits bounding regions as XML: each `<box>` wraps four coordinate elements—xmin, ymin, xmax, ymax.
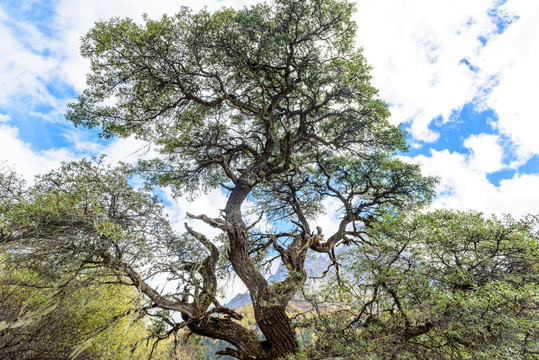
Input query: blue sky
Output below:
<box><xmin>1</xmin><ymin>0</ymin><xmax>538</xmax><ymax>219</ymax></box>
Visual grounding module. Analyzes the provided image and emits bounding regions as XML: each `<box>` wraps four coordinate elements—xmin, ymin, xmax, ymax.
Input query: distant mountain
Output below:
<box><xmin>225</xmin><ymin>292</ymin><xmax>252</xmax><ymax>310</ymax></box>
<box><xmin>225</xmin><ymin>253</ymin><xmax>333</xmax><ymax>310</ymax></box>
<box><xmin>268</xmin><ymin>253</ymin><xmax>333</xmax><ymax>284</ymax></box>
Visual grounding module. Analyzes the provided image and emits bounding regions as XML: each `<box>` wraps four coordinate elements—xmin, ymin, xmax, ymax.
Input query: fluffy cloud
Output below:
<box><xmin>463</xmin><ymin>133</ymin><xmax>504</xmax><ymax>173</ymax></box>
<box><xmin>493</xmin><ymin>173</ymin><xmax>539</xmax><ymax>216</ymax></box>
<box><xmin>0</xmin><ymin>9</ymin><xmax>62</xmax><ymax>108</ymax></box>
<box><xmin>355</xmin><ymin>0</ymin><xmax>539</xmax><ymax>159</ymax></box>
<box><xmin>408</xmin><ymin>147</ymin><xmax>539</xmax><ymax>217</ymax></box>
<box><xmin>0</xmin><ymin>124</ymin><xmax>74</xmax><ymax>180</ymax></box>
<box><xmin>478</xmin><ymin>0</ymin><xmax>539</xmax><ymax>161</ymax></box>
<box><xmin>355</xmin><ymin>0</ymin><xmax>497</xmax><ymax>142</ymax></box>
<box><xmin>355</xmin><ymin>0</ymin><xmax>539</xmax><ymax>215</ymax></box>
<box><xmin>0</xmin><ymin>122</ymin><xmax>157</xmax><ymax>182</ymax></box>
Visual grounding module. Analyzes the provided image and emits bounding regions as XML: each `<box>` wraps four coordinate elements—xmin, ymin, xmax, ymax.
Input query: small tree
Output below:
<box><xmin>300</xmin><ymin>210</ymin><xmax>539</xmax><ymax>359</ymax></box>
<box><xmin>3</xmin><ymin>0</ymin><xmax>436</xmax><ymax>359</ymax></box>
<box><xmin>0</xmin><ymin>165</ymin><xmax>205</xmax><ymax>360</ymax></box>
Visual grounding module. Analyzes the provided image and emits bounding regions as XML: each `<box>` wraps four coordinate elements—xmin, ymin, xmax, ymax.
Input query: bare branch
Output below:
<box><xmin>187</xmin><ymin>213</ymin><xmax>230</xmax><ymax>232</ymax></box>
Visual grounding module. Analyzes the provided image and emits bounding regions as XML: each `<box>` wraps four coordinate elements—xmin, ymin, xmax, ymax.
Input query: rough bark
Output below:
<box><xmin>254</xmin><ymin>304</ymin><xmax>299</xmax><ymax>359</ymax></box>
<box><xmin>188</xmin><ymin>317</ymin><xmax>265</xmax><ymax>360</ymax></box>
<box><xmin>224</xmin><ymin>185</ymin><xmax>300</xmax><ymax>359</ymax></box>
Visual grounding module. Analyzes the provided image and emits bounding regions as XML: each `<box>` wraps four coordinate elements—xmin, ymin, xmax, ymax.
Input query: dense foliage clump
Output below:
<box><xmin>296</xmin><ymin>211</ymin><xmax>539</xmax><ymax>359</ymax></box>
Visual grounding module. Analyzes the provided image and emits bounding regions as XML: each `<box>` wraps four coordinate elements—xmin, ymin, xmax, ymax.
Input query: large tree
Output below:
<box><xmin>3</xmin><ymin>0</ymin><xmax>435</xmax><ymax>359</ymax></box>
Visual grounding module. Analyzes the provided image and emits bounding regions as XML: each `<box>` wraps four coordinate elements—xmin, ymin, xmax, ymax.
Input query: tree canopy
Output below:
<box><xmin>1</xmin><ymin>0</ymin><xmax>536</xmax><ymax>359</ymax></box>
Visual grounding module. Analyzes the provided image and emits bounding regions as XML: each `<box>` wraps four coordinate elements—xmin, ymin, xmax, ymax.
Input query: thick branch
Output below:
<box><xmin>184</xmin><ymin>223</ymin><xmax>219</xmax><ymax>313</ymax></box>
<box><xmin>121</xmin><ymin>264</ymin><xmax>196</xmax><ymax>318</ymax></box>
<box><xmin>187</xmin><ymin>213</ymin><xmax>230</xmax><ymax>232</ymax></box>
<box><xmin>188</xmin><ymin>316</ymin><xmax>264</xmax><ymax>360</ymax></box>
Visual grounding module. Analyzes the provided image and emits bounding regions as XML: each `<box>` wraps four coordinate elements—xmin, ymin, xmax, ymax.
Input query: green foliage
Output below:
<box><xmin>0</xmin><ymin>254</ymin><xmax>206</xmax><ymax>359</ymax></box>
<box><xmin>1</xmin><ymin>157</ymin><xmax>196</xmax><ymax>284</ymax></box>
<box><xmin>66</xmin><ymin>0</ymin><xmax>419</xmax><ymax>200</ymax></box>
<box><xmin>0</xmin><ymin>161</ymin><xmax>208</xmax><ymax>359</ymax></box>
<box><xmin>0</xmin><ymin>258</ymin><xmax>135</xmax><ymax>358</ymax></box>
<box><xmin>297</xmin><ymin>210</ymin><xmax>539</xmax><ymax>359</ymax></box>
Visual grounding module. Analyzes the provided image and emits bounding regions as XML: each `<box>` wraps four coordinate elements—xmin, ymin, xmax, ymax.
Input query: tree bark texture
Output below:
<box><xmin>223</xmin><ymin>186</ymin><xmax>300</xmax><ymax>359</ymax></box>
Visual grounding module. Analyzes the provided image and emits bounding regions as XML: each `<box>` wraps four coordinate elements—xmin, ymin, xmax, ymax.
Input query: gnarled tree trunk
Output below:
<box><xmin>224</xmin><ymin>186</ymin><xmax>300</xmax><ymax>359</ymax></box>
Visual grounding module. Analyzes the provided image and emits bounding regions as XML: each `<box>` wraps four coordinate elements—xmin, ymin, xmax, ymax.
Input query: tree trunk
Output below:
<box><xmin>255</xmin><ymin>303</ymin><xmax>299</xmax><ymax>359</ymax></box>
<box><xmin>224</xmin><ymin>185</ymin><xmax>300</xmax><ymax>359</ymax></box>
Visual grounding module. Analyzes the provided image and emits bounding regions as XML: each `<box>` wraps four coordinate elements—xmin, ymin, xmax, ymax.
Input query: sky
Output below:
<box><xmin>0</xmin><ymin>0</ymin><xmax>538</xmax><ymax>223</ymax></box>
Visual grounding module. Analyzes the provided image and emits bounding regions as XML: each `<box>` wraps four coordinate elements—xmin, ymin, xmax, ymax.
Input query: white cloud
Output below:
<box><xmin>411</xmin><ymin>149</ymin><xmax>496</xmax><ymax>209</ymax></box>
<box><xmin>407</xmin><ymin>148</ymin><xmax>539</xmax><ymax>217</ymax></box>
<box><xmin>0</xmin><ymin>124</ymin><xmax>74</xmax><ymax>181</ymax></box>
<box><xmin>463</xmin><ymin>133</ymin><xmax>504</xmax><ymax>173</ymax></box>
<box><xmin>477</xmin><ymin>0</ymin><xmax>539</xmax><ymax>161</ymax></box>
<box><xmin>353</xmin><ymin>0</ymin><xmax>539</xmax><ymax>216</ymax></box>
<box><xmin>493</xmin><ymin>173</ymin><xmax>539</xmax><ymax>216</ymax></box>
<box><xmin>0</xmin><ymin>123</ymin><xmax>157</xmax><ymax>182</ymax></box>
<box><xmin>0</xmin><ymin>113</ymin><xmax>9</xmax><ymax>122</ymax></box>
<box><xmin>355</xmin><ymin>0</ymin><xmax>539</xmax><ymax>162</ymax></box>
<box><xmin>0</xmin><ymin>14</ymin><xmax>61</xmax><ymax>108</ymax></box>
<box><xmin>355</xmin><ymin>0</ymin><xmax>497</xmax><ymax>142</ymax></box>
